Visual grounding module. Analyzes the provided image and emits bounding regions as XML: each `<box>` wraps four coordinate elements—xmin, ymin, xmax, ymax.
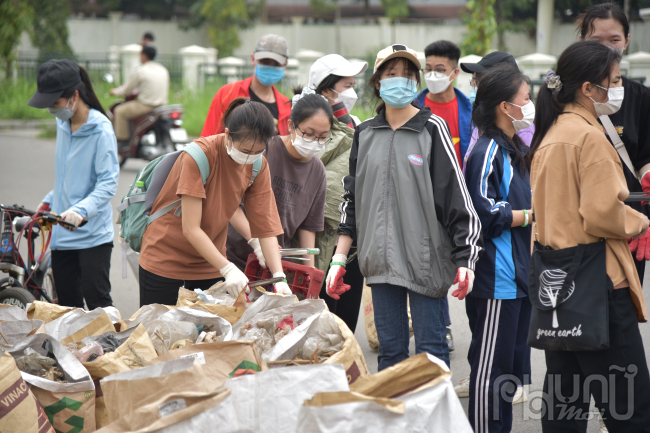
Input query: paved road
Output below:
<box><xmin>3</xmin><ymin>129</ymin><xmax>648</xmax><ymax>432</ymax></box>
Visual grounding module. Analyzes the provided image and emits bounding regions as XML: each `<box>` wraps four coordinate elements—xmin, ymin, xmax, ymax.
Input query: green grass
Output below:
<box><xmin>0</xmin><ymin>80</ymin><xmax>53</xmax><ymax>120</ymax></box>
<box><xmin>0</xmin><ymin>77</ymin><xmax>377</xmax><ymax>136</ymax></box>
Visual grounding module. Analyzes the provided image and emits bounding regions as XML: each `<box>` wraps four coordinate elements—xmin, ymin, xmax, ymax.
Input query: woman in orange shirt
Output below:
<box><xmin>139</xmin><ymin>98</ymin><xmax>291</xmax><ymax>306</ymax></box>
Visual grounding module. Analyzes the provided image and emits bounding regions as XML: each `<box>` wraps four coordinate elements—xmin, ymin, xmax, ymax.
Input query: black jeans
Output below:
<box><xmin>51</xmin><ymin>242</ymin><xmax>113</xmax><ymax>310</ymax></box>
<box><xmin>139</xmin><ymin>266</ymin><xmax>223</xmax><ymax>307</ymax></box>
<box><xmin>319</xmin><ymin>254</ymin><xmax>364</xmax><ymax>333</ymax></box>
<box><xmin>542</xmin><ymin>288</ymin><xmax>650</xmax><ymax>432</ymax></box>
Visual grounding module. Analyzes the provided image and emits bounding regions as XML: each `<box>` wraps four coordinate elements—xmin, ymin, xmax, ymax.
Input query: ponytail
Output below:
<box><xmin>61</xmin><ymin>66</ymin><xmax>107</xmax><ymax>117</ymax></box>
<box><xmin>527</xmin><ymin>41</ymin><xmax>621</xmax><ymax>165</ymax></box>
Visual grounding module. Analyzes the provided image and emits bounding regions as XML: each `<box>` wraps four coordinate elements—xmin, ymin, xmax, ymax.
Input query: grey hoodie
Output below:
<box><xmin>338</xmin><ymin>107</ymin><xmax>483</xmax><ymax>298</ymax></box>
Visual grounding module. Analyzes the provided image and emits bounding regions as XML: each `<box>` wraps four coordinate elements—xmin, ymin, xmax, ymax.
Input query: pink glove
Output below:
<box><xmin>629</xmin><ymin>231</ymin><xmax>650</xmax><ymax>261</ymax></box>
<box><xmin>37</xmin><ymin>202</ymin><xmax>51</xmax><ymax>213</ymax></box>
<box><xmin>451</xmin><ymin>267</ymin><xmax>475</xmax><ymax>301</ymax></box>
<box><xmin>325</xmin><ymin>254</ymin><xmax>351</xmax><ymax>300</ymax></box>
<box><xmin>641</xmin><ymin>171</ymin><xmax>650</xmax><ymax>205</ymax></box>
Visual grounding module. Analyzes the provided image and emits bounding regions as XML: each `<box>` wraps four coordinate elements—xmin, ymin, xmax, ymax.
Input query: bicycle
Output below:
<box><xmin>0</xmin><ymin>204</ymin><xmax>75</xmax><ymax>308</ymax></box>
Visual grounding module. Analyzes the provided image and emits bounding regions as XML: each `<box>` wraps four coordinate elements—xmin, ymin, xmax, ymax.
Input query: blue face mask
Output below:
<box><xmin>379</xmin><ymin>77</ymin><xmax>418</xmax><ymax>109</ymax></box>
<box><xmin>469</xmin><ymin>86</ymin><xmax>477</xmax><ymax>105</ymax></box>
<box><xmin>255</xmin><ymin>64</ymin><xmax>285</xmax><ymax>86</ymax></box>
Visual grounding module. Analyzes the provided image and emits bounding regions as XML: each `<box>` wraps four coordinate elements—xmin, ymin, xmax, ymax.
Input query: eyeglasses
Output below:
<box><xmin>295</xmin><ymin>125</ymin><xmax>332</xmax><ymax>145</ymax></box>
<box><xmin>469</xmin><ymin>77</ymin><xmax>478</xmax><ymax>87</ymax></box>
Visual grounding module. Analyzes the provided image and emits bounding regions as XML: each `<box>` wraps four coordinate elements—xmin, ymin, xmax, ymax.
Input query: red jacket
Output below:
<box><xmin>200</xmin><ymin>76</ymin><xmax>292</xmax><ymax>137</ymax></box>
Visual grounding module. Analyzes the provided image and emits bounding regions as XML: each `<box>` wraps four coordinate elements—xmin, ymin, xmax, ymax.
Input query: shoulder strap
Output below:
<box><xmin>600</xmin><ymin>114</ymin><xmax>637</xmax><ymax>179</ymax></box>
<box><xmin>249</xmin><ymin>157</ymin><xmax>263</xmax><ymax>187</ymax></box>
<box><xmin>183</xmin><ymin>142</ymin><xmax>210</xmax><ymax>185</ymax></box>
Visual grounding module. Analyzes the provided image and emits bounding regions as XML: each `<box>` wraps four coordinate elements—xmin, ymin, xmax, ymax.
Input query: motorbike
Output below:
<box><xmin>104</xmin><ymin>74</ymin><xmax>189</xmax><ymax>168</ymax></box>
<box><xmin>0</xmin><ymin>204</ymin><xmax>66</xmax><ymax>309</ymax></box>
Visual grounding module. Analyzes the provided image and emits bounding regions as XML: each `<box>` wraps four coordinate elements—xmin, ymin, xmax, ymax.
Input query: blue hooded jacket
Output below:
<box><xmin>414</xmin><ymin>87</ymin><xmax>472</xmax><ymax>163</ymax></box>
<box><xmin>464</xmin><ymin>134</ymin><xmax>531</xmax><ymax>299</ymax></box>
<box><xmin>42</xmin><ymin>109</ymin><xmax>119</xmax><ymax>250</ymax></box>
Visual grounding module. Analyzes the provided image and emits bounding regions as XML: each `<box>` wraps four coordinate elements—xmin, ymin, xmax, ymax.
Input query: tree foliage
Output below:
<box><xmin>28</xmin><ymin>0</ymin><xmax>73</xmax><ymax>57</ymax></box>
<box><xmin>0</xmin><ymin>0</ymin><xmax>33</xmax><ymax>77</ymax></box>
<box><xmin>183</xmin><ymin>0</ymin><xmax>263</xmax><ymax>57</ymax></box>
<box><xmin>461</xmin><ymin>0</ymin><xmax>498</xmax><ymax>56</ymax></box>
<box><xmin>381</xmin><ymin>0</ymin><xmax>409</xmax><ymax>20</ymax></box>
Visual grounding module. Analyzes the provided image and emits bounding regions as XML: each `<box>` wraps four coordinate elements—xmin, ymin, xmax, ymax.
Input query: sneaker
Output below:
<box><xmin>454</xmin><ymin>376</ymin><xmax>470</xmax><ymax>398</ymax></box>
<box><xmin>446</xmin><ymin>326</ymin><xmax>455</xmax><ymax>352</ymax></box>
<box><xmin>512</xmin><ymin>385</ymin><xmax>528</xmax><ymax>405</ymax></box>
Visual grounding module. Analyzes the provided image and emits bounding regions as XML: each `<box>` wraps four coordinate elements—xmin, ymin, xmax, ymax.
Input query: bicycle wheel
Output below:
<box><xmin>0</xmin><ymin>286</ymin><xmax>36</xmax><ymax>310</ymax></box>
<box><xmin>40</xmin><ymin>267</ymin><xmax>57</xmax><ymax>303</ymax></box>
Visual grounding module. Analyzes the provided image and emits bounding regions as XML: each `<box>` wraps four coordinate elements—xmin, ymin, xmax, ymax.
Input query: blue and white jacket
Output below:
<box><xmin>43</xmin><ymin>109</ymin><xmax>119</xmax><ymax>250</ymax></box>
<box><xmin>465</xmin><ymin>134</ymin><xmax>531</xmax><ymax>299</ymax></box>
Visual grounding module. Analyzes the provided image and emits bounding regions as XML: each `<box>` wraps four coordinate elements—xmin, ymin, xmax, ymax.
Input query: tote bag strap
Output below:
<box><xmin>559</xmin><ymin>243</ymin><xmax>586</xmax><ymax>296</ymax></box>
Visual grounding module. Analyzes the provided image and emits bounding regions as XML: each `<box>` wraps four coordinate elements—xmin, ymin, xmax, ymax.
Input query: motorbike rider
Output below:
<box><xmin>110</xmin><ymin>45</ymin><xmax>170</xmax><ymax>149</ymax></box>
<box><xmin>28</xmin><ymin>59</ymin><xmax>119</xmax><ymax>310</ymax></box>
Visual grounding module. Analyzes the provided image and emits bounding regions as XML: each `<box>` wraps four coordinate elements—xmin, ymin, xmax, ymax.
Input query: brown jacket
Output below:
<box><xmin>530</xmin><ymin>102</ymin><xmax>648</xmax><ymax>322</ymax></box>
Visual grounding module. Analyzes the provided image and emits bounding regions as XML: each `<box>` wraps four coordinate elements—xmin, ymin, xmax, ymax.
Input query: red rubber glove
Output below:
<box><xmin>325</xmin><ymin>254</ymin><xmax>351</xmax><ymax>300</ymax></box>
<box><xmin>37</xmin><ymin>202</ymin><xmax>51</xmax><ymax>213</ymax></box>
<box><xmin>451</xmin><ymin>267</ymin><xmax>475</xmax><ymax>301</ymax></box>
<box><xmin>629</xmin><ymin>231</ymin><xmax>650</xmax><ymax>261</ymax></box>
<box><xmin>641</xmin><ymin>171</ymin><xmax>650</xmax><ymax>205</ymax></box>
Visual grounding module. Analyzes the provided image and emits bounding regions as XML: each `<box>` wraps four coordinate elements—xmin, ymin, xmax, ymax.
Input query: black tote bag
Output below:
<box><xmin>527</xmin><ymin>240</ymin><xmax>610</xmax><ymax>351</ymax></box>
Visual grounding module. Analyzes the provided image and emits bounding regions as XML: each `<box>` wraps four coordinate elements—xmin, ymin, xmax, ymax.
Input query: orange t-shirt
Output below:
<box><xmin>139</xmin><ymin>134</ymin><xmax>283</xmax><ymax>280</ymax></box>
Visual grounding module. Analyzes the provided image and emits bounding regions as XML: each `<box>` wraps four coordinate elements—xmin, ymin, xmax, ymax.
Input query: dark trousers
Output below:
<box><xmin>51</xmin><ymin>243</ymin><xmax>113</xmax><ymax>310</ymax></box>
<box><xmin>468</xmin><ymin>296</ymin><xmax>532</xmax><ymax>433</ymax></box>
<box><xmin>444</xmin><ymin>296</ymin><xmax>451</xmax><ymax>326</ymax></box>
<box><xmin>320</xmin><ymin>254</ymin><xmax>364</xmax><ymax>333</ymax></box>
<box><xmin>541</xmin><ymin>288</ymin><xmax>650</xmax><ymax>433</ymax></box>
<box><xmin>139</xmin><ymin>266</ymin><xmax>223</xmax><ymax>306</ymax></box>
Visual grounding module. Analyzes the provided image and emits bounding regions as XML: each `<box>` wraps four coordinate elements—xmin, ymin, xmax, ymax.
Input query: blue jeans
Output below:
<box><xmin>371</xmin><ymin>284</ymin><xmax>449</xmax><ymax>370</ymax></box>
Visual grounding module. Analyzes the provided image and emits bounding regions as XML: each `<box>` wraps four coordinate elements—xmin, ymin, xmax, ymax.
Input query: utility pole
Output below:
<box><xmin>536</xmin><ymin>0</ymin><xmax>554</xmax><ymax>54</ymax></box>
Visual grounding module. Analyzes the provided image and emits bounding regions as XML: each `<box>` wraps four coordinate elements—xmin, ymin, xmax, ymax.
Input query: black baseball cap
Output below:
<box><xmin>28</xmin><ymin>59</ymin><xmax>80</xmax><ymax>108</ymax></box>
<box><xmin>460</xmin><ymin>51</ymin><xmax>517</xmax><ymax>74</ymax></box>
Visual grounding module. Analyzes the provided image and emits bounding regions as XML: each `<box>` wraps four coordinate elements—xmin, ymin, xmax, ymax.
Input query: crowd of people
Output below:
<box><xmin>25</xmin><ymin>2</ymin><xmax>650</xmax><ymax>432</ymax></box>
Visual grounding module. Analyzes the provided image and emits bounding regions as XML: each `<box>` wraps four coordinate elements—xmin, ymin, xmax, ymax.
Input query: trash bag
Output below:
<box><xmin>146</xmin><ymin>320</ymin><xmax>199</xmax><ymax>355</ymax></box>
<box><xmin>65</xmin><ymin>341</ymin><xmax>105</xmax><ymax>363</ymax></box>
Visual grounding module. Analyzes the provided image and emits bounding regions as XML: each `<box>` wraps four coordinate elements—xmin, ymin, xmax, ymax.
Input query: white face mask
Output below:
<box><xmin>330</xmin><ymin>88</ymin><xmax>358</xmax><ymax>113</ymax></box>
<box><xmin>424</xmin><ymin>71</ymin><xmax>453</xmax><ymax>94</ymax></box>
<box><xmin>591</xmin><ymin>85</ymin><xmax>624</xmax><ymax>117</ymax></box>
<box><xmin>226</xmin><ymin>139</ymin><xmax>263</xmax><ymax>165</ymax></box>
<box><xmin>47</xmin><ymin>97</ymin><xmax>76</xmax><ymax>122</ymax></box>
<box><xmin>291</xmin><ymin>129</ymin><xmax>326</xmax><ymax>159</ymax></box>
<box><xmin>507</xmin><ymin>100</ymin><xmax>535</xmax><ymax>132</ymax></box>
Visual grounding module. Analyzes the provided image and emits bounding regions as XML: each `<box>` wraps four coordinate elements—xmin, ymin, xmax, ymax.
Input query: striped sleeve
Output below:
<box><xmin>427</xmin><ymin>114</ymin><xmax>483</xmax><ymax>270</ymax></box>
<box><xmin>337</xmin><ymin>125</ymin><xmax>359</xmax><ymax>240</ymax></box>
<box><xmin>465</xmin><ymin>138</ymin><xmax>514</xmax><ymax>240</ymax></box>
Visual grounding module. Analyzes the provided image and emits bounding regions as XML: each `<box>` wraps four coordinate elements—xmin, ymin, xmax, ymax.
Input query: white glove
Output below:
<box><xmin>220</xmin><ymin>262</ymin><xmax>250</xmax><ymax>296</ymax></box>
<box><xmin>273</xmin><ymin>272</ymin><xmax>292</xmax><ymax>295</ymax></box>
<box><xmin>60</xmin><ymin>209</ymin><xmax>83</xmax><ymax>230</ymax></box>
<box><xmin>450</xmin><ymin>267</ymin><xmax>475</xmax><ymax>300</ymax></box>
<box><xmin>248</xmin><ymin>238</ymin><xmax>266</xmax><ymax>268</ymax></box>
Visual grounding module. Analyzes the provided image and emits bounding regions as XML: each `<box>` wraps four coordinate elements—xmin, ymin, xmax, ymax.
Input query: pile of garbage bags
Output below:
<box><xmin>0</xmin><ymin>286</ymin><xmax>471</xmax><ymax>433</ymax></box>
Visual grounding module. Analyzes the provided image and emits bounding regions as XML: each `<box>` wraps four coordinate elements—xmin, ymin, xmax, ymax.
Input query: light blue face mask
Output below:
<box><xmin>379</xmin><ymin>77</ymin><xmax>418</xmax><ymax>109</ymax></box>
<box><xmin>255</xmin><ymin>64</ymin><xmax>285</xmax><ymax>86</ymax></box>
<box><xmin>469</xmin><ymin>86</ymin><xmax>477</xmax><ymax>105</ymax></box>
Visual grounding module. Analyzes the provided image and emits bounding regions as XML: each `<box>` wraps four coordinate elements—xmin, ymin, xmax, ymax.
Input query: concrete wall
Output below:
<box><xmin>18</xmin><ymin>15</ymin><xmax>211</xmax><ymax>55</ymax></box>
<box><xmin>17</xmin><ymin>16</ymin><xmax>650</xmax><ymax>59</ymax></box>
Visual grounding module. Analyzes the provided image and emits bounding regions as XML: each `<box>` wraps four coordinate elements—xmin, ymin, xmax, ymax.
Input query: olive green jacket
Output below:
<box><xmin>314</xmin><ymin>117</ymin><xmax>355</xmax><ymax>274</ymax></box>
